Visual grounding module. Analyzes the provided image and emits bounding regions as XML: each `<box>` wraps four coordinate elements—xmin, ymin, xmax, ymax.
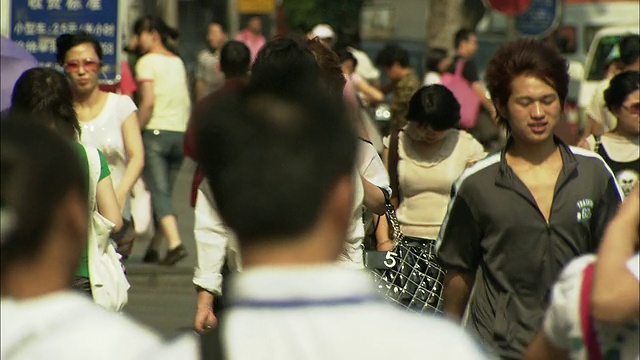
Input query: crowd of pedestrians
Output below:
<box><xmin>1</xmin><ymin>13</ymin><xmax>638</xmax><ymax>360</ymax></box>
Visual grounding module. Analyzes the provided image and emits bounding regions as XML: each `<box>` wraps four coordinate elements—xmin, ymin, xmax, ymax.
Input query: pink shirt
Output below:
<box><xmin>234</xmin><ymin>29</ymin><xmax>266</xmax><ymax>62</ymax></box>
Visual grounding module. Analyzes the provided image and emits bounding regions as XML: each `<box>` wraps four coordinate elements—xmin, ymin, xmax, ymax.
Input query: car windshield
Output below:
<box><xmin>587</xmin><ymin>35</ymin><xmax>621</xmax><ymax>81</ymax></box>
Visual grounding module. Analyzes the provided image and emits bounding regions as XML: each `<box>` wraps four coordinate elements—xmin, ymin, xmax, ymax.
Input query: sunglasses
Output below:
<box><xmin>622</xmin><ymin>102</ymin><xmax>640</xmax><ymax>114</ymax></box>
<box><xmin>64</xmin><ymin>58</ymin><xmax>101</xmax><ymax>72</ymax></box>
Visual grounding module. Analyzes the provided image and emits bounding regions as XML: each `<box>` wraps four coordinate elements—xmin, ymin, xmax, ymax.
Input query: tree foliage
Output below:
<box><xmin>427</xmin><ymin>0</ymin><xmax>486</xmax><ymax>52</ymax></box>
<box><xmin>282</xmin><ymin>0</ymin><xmax>366</xmax><ymax>34</ymax></box>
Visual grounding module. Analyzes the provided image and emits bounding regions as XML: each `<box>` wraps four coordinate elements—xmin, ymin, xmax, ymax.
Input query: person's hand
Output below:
<box><xmin>194</xmin><ymin>289</ymin><xmax>217</xmax><ymax>333</ymax></box>
<box><xmin>194</xmin><ymin>306</ymin><xmax>217</xmax><ymax>333</ymax></box>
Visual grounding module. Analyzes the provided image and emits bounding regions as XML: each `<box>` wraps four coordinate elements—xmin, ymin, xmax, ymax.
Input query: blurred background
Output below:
<box><xmin>2</xmin><ymin>0</ymin><xmax>638</xmax><ymax>338</ymax></box>
<box><xmin>3</xmin><ymin>0</ymin><xmax>638</xmax><ymax>141</ymax></box>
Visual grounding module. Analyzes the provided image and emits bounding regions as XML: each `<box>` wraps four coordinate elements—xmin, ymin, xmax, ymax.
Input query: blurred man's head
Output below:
<box><xmin>1</xmin><ymin>117</ymin><xmax>88</xmax><ymax>297</ymax></box>
<box><xmin>306</xmin><ymin>38</ymin><xmax>345</xmax><ymax>96</ymax></box>
<box><xmin>206</xmin><ymin>22</ymin><xmax>226</xmax><ymax>51</ymax></box>
<box><xmin>375</xmin><ymin>44</ymin><xmax>411</xmax><ymax>80</ymax></box>
<box><xmin>247</xmin><ymin>16</ymin><xmax>262</xmax><ymax>34</ymax></box>
<box><xmin>619</xmin><ymin>34</ymin><xmax>640</xmax><ymax>71</ymax></box>
<box><xmin>196</xmin><ymin>87</ymin><xmax>357</xmax><ymax>266</ymax></box>
<box><xmin>220</xmin><ymin>41</ymin><xmax>251</xmax><ymax>78</ymax></box>
<box><xmin>455</xmin><ymin>29</ymin><xmax>478</xmax><ymax>58</ymax></box>
<box><xmin>251</xmin><ymin>35</ymin><xmax>320</xmax><ymax>95</ymax></box>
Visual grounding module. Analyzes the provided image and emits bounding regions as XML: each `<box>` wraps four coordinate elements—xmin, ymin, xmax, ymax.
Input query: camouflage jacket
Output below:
<box><xmin>389</xmin><ymin>70</ymin><xmax>420</xmax><ymax>131</ymax></box>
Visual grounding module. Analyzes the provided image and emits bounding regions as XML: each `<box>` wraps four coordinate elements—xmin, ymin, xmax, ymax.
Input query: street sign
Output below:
<box><xmin>484</xmin><ymin>0</ymin><xmax>532</xmax><ymax>16</ymax></box>
<box><xmin>515</xmin><ymin>0</ymin><xmax>562</xmax><ymax>38</ymax></box>
<box><xmin>9</xmin><ymin>0</ymin><xmax>122</xmax><ymax>82</ymax></box>
<box><xmin>238</xmin><ymin>0</ymin><xmax>275</xmax><ymax>14</ymax></box>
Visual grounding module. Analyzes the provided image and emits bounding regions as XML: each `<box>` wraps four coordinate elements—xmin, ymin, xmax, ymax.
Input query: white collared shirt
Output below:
<box><xmin>217</xmin><ymin>264</ymin><xmax>488</xmax><ymax>360</ymax></box>
<box><xmin>1</xmin><ymin>291</ymin><xmax>161</xmax><ymax>360</ymax></box>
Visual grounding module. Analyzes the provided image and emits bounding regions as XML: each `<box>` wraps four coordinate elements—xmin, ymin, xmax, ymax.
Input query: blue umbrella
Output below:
<box><xmin>1</xmin><ymin>36</ymin><xmax>39</xmax><ymax>111</ymax></box>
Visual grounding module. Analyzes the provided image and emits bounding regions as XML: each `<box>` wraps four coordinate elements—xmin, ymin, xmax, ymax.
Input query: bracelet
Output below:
<box><xmin>378</xmin><ymin>240</ymin><xmax>391</xmax><ymax>244</ymax></box>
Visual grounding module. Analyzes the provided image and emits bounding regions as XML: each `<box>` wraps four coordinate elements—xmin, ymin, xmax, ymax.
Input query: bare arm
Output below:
<box><xmin>471</xmin><ymin>82</ymin><xmax>496</xmax><ymax>120</ymax></box>
<box><xmin>354</xmin><ymin>78</ymin><xmax>384</xmax><ymax>103</ymax></box>
<box><xmin>97</xmin><ymin>175</ymin><xmax>123</xmax><ymax>231</ymax></box>
<box><xmin>195</xmin><ymin>80</ymin><xmax>205</xmax><ymax>102</ymax></box>
<box><xmin>137</xmin><ymin>81</ymin><xmax>154</xmax><ymax>129</ymax></box>
<box><xmin>525</xmin><ymin>333</ymin><xmax>570</xmax><ymax>360</ymax></box>
<box><xmin>442</xmin><ymin>270</ymin><xmax>475</xmax><ymax>321</ymax></box>
<box><xmin>115</xmin><ymin>112</ymin><xmax>145</xmax><ymax>211</ymax></box>
<box><xmin>361</xmin><ymin>176</ymin><xmax>386</xmax><ymax>215</ymax></box>
<box><xmin>375</xmin><ymin>147</ymin><xmax>393</xmax><ymax>250</ymax></box>
<box><xmin>591</xmin><ymin>185</ymin><xmax>639</xmax><ymax>324</ymax></box>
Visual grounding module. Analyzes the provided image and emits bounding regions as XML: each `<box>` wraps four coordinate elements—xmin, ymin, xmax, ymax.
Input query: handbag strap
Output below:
<box><xmin>388</xmin><ymin>129</ymin><xmax>401</xmax><ymax>203</ymax></box>
<box><xmin>580</xmin><ymin>262</ymin><xmax>602</xmax><ymax>360</ymax></box>
<box><xmin>82</xmin><ymin>143</ymin><xmax>102</xmax><ymax>211</ymax></box>
<box><xmin>454</xmin><ymin>59</ymin><xmax>466</xmax><ymax>78</ymax></box>
<box><xmin>382</xmin><ymin>186</ymin><xmax>404</xmax><ymax>247</ymax></box>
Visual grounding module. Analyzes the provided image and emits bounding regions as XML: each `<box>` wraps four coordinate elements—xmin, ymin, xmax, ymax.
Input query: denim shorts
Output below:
<box><xmin>142</xmin><ymin>129</ymin><xmax>184</xmax><ymax>221</ymax></box>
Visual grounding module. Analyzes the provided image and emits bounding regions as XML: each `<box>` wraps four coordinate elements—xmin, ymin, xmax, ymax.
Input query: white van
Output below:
<box><xmin>576</xmin><ymin>26</ymin><xmax>639</xmax><ymax>119</ymax></box>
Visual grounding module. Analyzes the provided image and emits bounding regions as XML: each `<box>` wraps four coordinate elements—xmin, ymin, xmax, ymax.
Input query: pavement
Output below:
<box><xmin>122</xmin><ymin>159</ymin><xmax>200</xmax><ymax>338</ymax></box>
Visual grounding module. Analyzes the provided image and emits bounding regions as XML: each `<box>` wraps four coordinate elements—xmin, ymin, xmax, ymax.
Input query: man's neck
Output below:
<box><xmin>507</xmin><ymin>136</ymin><xmax>559</xmax><ymax>165</ymax></box>
<box><xmin>1</xmin><ymin>260</ymin><xmax>70</xmax><ymax>299</ymax></box>
<box><xmin>240</xmin><ymin>231</ymin><xmax>342</xmax><ymax>269</ymax></box>
<box><xmin>624</xmin><ymin>61</ymin><xmax>640</xmax><ymax>72</ymax></box>
<box><xmin>398</xmin><ymin>67</ymin><xmax>412</xmax><ymax>79</ymax></box>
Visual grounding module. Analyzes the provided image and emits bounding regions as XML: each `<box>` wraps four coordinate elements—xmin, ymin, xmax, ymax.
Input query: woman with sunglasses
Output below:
<box><xmin>56</xmin><ymin>32</ymin><xmax>144</xmax><ymax>257</ymax></box>
<box><xmin>132</xmin><ymin>16</ymin><xmax>191</xmax><ymax>265</ymax></box>
<box><xmin>585</xmin><ymin>71</ymin><xmax>639</xmax><ymax>198</ymax></box>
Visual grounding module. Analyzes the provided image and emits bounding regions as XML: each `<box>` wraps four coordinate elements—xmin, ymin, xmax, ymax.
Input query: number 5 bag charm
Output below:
<box><xmin>363</xmin><ymin>189</ymin><xmax>445</xmax><ymax>314</ymax></box>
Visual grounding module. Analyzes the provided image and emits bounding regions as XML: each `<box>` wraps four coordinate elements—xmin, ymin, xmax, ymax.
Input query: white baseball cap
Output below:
<box><xmin>311</xmin><ymin>24</ymin><xmax>335</xmax><ymax>40</ymax></box>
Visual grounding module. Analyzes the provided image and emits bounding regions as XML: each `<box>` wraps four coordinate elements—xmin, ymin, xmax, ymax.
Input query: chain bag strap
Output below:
<box><xmin>383</xmin><ymin>188</ymin><xmax>404</xmax><ymax>249</ymax></box>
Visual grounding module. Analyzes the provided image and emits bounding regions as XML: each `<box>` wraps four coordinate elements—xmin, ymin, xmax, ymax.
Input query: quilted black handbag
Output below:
<box><xmin>363</xmin><ymin>190</ymin><xmax>445</xmax><ymax>314</ymax></box>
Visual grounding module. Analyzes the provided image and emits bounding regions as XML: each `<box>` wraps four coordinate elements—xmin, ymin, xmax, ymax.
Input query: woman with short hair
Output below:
<box><xmin>585</xmin><ymin>70</ymin><xmax>639</xmax><ymax>198</ymax></box>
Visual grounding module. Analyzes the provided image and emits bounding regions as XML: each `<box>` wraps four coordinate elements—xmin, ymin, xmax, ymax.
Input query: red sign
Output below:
<box><xmin>485</xmin><ymin>0</ymin><xmax>532</xmax><ymax>16</ymax></box>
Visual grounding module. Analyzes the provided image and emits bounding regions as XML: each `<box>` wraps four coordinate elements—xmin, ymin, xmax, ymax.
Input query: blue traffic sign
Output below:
<box><xmin>10</xmin><ymin>0</ymin><xmax>121</xmax><ymax>81</ymax></box>
<box><xmin>515</xmin><ymin>0</ymin><xmax>562</xmax><ymax>38</ymax></box>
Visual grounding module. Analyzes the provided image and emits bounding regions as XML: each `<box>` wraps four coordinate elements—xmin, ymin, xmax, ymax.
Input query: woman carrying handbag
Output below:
<box><xmin>371</xmin><ymin>85</ymin><xmax>486</xmax><ymax>313</ymax></box>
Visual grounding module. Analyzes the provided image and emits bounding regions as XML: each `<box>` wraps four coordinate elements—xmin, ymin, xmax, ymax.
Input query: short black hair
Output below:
<box><xmin>251</xmin><ymin>35</ymin><xmax>320</xmax><ymax>95</ymax></box>
<box><xmin>405</xmin><ymin>85</ymin><xmax>460</xmax><ymax>130</ymax></box>
<box><xmin>604</xmin><ymin>70</ymin><xmax>640</xmax><ymax>112</ymax></box>
<box><xmin>1</xmin><ymin>116</ymin><xmax>87</xmax><ymax>272</ymax></box>
<box><xmin>485</xmin><ymin>38</ymin><xmax>568</xmax><ymax>134</ymax></box>
<box><xmin>56</xmin><ymin>31</ymin><xmax>103</xmax><ymax>65</ymax></box>
<box><xmin>208</xmin><ymin>21</ymin><xmax>226</xmax><ymax>33</ymax></box>
<box><xmin>425</xmin><ymin>47</ymin><xmax>448</xmax><ymax>73</ymax></box>
<box><xmin>133</xmin><ymin>16</ymin><xmax>180</xmax><ymax>53</ymax></box>
<box><xmin>454</xmin><ymin>29</ymin><xmax>475</xmax><ymax>49</ymax></box>
<box><xmin>336</xmin><ymin>48</ymin><xmax>358</xmax><ymax>68</ymax></box>
<box><xmin>196</xmin><ymin>87</ymin><xmax>357</xmax><ymax>243</ymax></box>
<box><xmin>220</xmin><ymin>41</ymin><xmax>251</xmax><ymax>78</ymax></box>
<box><xmin>619</xmin><ymin>34</ymin><xmax>640</xmax><ymax>66</ymax></box>
<box><xmin>375</xmin><ymin>44</ymin><xmax>410</xmax><ymax>68</ymax></box>
<box><xmin>11</xmin><ymin>68</ymin><xmax>81</xmax><ymax>140</ymax></box>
